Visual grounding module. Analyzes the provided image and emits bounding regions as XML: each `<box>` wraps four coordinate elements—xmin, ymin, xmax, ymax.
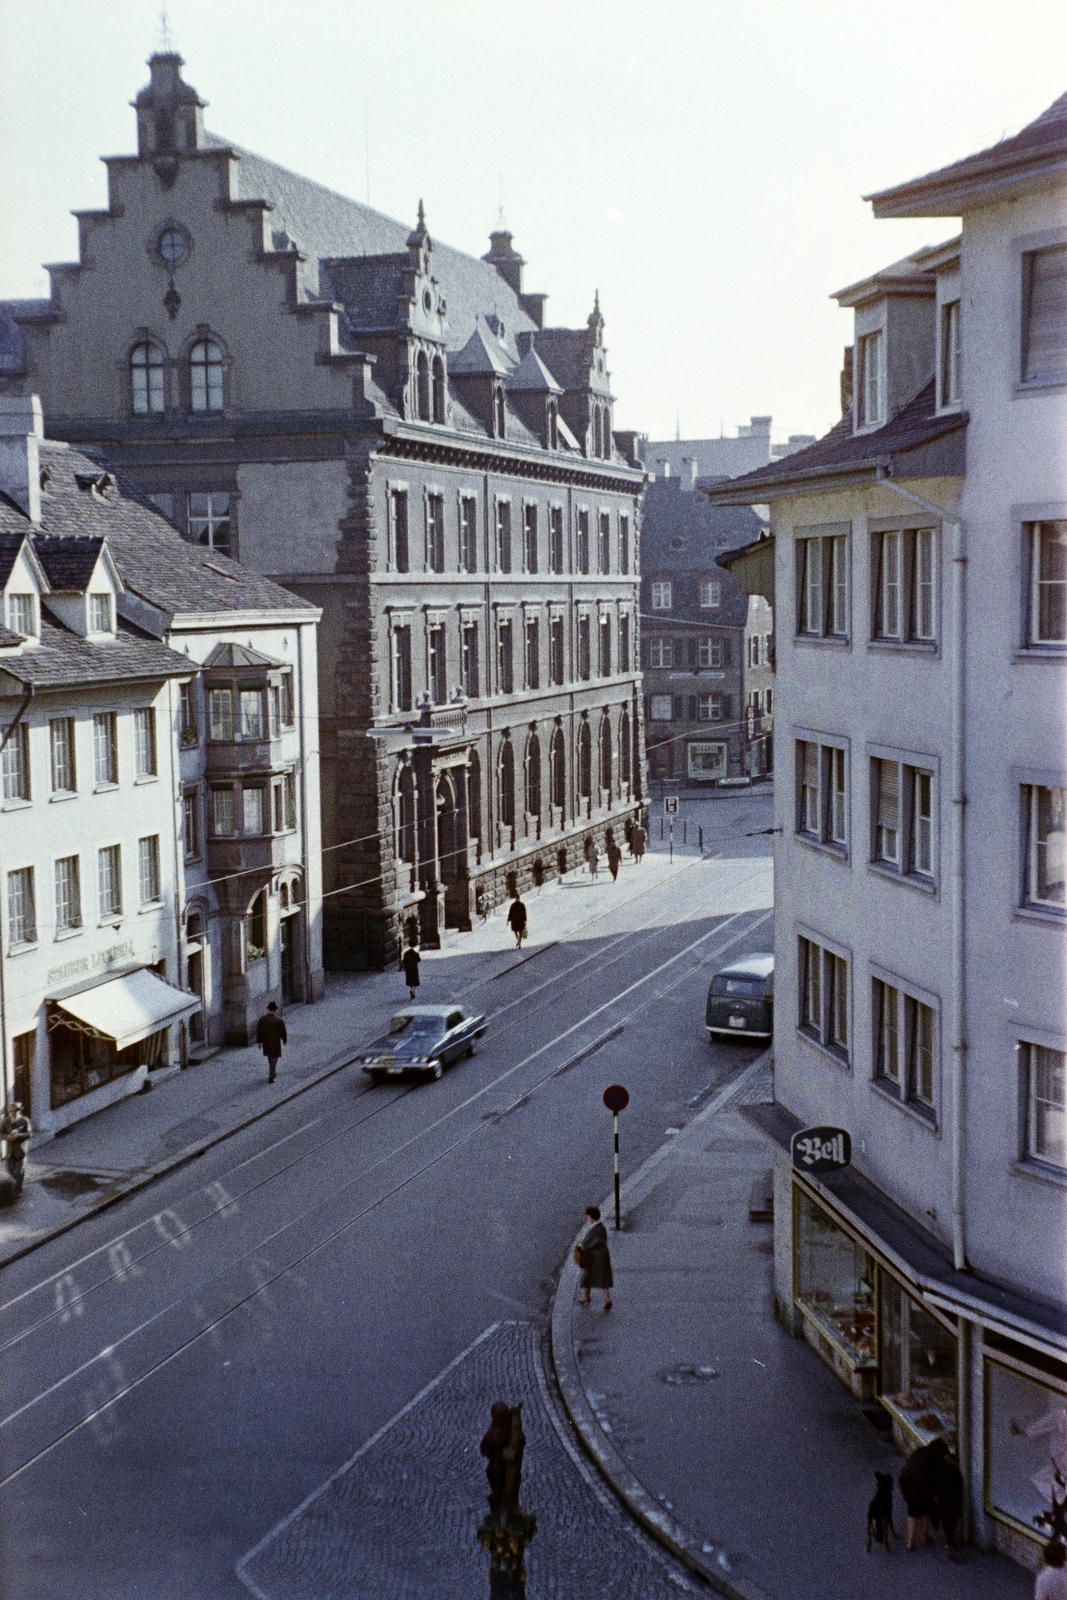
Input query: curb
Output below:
<box><xmin>550</xmin><ymin>1051</ymin><xmax>776</xmax><ymax>1600</ymax></box>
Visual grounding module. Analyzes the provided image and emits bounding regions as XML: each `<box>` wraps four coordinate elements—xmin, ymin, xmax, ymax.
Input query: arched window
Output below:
<box><xmin>397</xmin><ymin>764</ymin><xmax>416</xmax><ymax>865</ymax></box>
<box><xmin>578</xmin><ymin>720</ymin><xmax>592</xmax><ymax>802</ymax></box>
<box><xmin>467</xmin><ymin>749</ymin><xmax>482</xmax><ymax>845</ymax></box>
<box><xmin>550</xmin><ymin>726</ymin><xmax>566</xmax><ymax>812</ymax></box>
<box><xmin>592</xmin><ymin>407</ymin><xmax>602</xmax><ymax>458</ymax></box>
<box><xmin>416</xmin><ymin>351</ymin><xmax>431</xmax><ymax>422</ymax></box>
<box><xmin>620</xmin><ymin>708</ymin><xmax>632</xmax><ymax>788</ymax></box>
<box><xmin>546</xmin><ymin>402</ymin><xmax>558</xmax><ymax>450</ymax></box>
<box><xmin>247</xmin><ymin>890</ymin><xmax>267</xmax><ymax>959</ymax></box>
<box><xmin>599</xmin><ymin>715</ymin><xmax>613</xmax><ymax>797</ymax></box>
<box><xmin>498</xmin><ymin>740</ymin><xmax>515</xmax><ymax>831</ymax></box>
<box><xmin>432</xmin><ymin>356</ymin><xmax>446</xmax><ymax>424</ymax></box>
<box><xmin>190</xmin><ymin>340</ymin><xmax>224</xmax><ymax>412</ymax></box>
<box><xmin>601</xmin><ymin>407</ymin><xmax>611</xmax><ymax>458</ymax></box>
<box><xmin>524</xmin><ymin>732</ymin><xmax>542</xmax><ymax>820</ymax></box>
<box><xmin>131</xmin><ymin>342</ymin><xmax>165</xmax><ymax>415</ymax></box>
<box><xmin>493</xmin><ymin>386</ymin><xmax>506</xmax><ymax>438</ymax></box>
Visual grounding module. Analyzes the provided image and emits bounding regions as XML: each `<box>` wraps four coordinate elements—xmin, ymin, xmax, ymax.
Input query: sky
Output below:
<box><xmin>1</xmin><ymin>0</ymin><xmax>1065</xmax><ymax>444</ymax></box>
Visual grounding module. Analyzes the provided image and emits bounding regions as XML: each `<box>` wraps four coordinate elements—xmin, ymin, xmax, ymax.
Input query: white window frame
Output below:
<box><xmin>869</xmin><ymin>746</ymin><xmax>939</xmax><ymax>888</ymax></box>
<box><xmin>6</xmin><ymin>593</ymin><xmax>36</xmax><ymax>637</ymax></box>
<box><xmin>699</xmin><ymin>580</ymin><xmax>721</xmax><ymax>609</ymax></box>
<box><xmin>870</xmin><ymin>963</ymin><xmax>941</xmax><ymax>1122</ymax></box>
<box><xmin>138</xmin><ymin>835</ymin><xmax>162</xmax><ymax>905</ymax></box>
<box><xmin>50</xmin><ymin>717</ymin><xmax>76</xmax><ymax>794</ymax></box>
<box><xmin>7</xmin><ymin>865</ymin><xmax>36</xmax><ymax>947</ymax></box>
<box><xmin>134</xmin><ymin>707</ymin><xmax>157</xmax><ymax>779</ymax></box>
<box><xmin>1021</xmin><ymin>1039</ymin><xmax>1066</xmax><ymax>1172</ymax></box>
<box><xmin>2</xmin><ymin>721</ymin><xmax>30</xmax><ymax>802</ymax></box>
<box><xmin>97</xmin><ymin>844</ymin><xmax>123</xmax><ymax>920</ymax></box>
<box><xmin>1028</xmin><ymin>522</ymin><xmax>1067</xmax><ymax>646</ymax></box>
<box><xmin>857</xmin><ymin>330</ymin><xmax>883</xmax><ymax>426</ymax></box>
<box><xmin>92</xmin><ymin>711</ymin><xmax>118</xmax><ymax>787</ymax></box>
<box><xmin>940</xmin><ymin>300</ymin><xmax>961</xmax><ymax>407</ymax></box>
<box><xmin>1022</xmin><ymin>782</ymin><xmax>1066</xmax><ymax>912</ymax></box>
<box><xmin>795</xmin><ymin>526</ymin><xmax>849</xmax><ymax>640</ymax></box>
<box><xmin>794</xmin><ymin>731</ymin><xmax>850</xmax><ymax>856</ymax></box>
<box><xmin>54</xmin><ymin>853</ymin><xmax>82</xmax><ymax>933</ymax></box>
<box><xmin>650</xmin><ymin>581</ymin><xmax>672</xmax><ymax>611</ymax></box>
<box><xmin>797</xmin><ymin>927</ymin><xmax>851</xmax><ymax>1064</ymax></box>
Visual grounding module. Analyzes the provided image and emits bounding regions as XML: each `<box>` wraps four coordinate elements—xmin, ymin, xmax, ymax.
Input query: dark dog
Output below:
<box><xmin>866</xmin><ymin>1472</ymin><xmax>897</xmax><ymax>1552</ymax></box>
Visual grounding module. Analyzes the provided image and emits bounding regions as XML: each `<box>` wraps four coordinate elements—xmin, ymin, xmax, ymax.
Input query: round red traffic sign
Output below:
<box><xmin>603</xmin><ymin>1085</ymin><xmax>629</xmax><ymax>1112</ymax></box>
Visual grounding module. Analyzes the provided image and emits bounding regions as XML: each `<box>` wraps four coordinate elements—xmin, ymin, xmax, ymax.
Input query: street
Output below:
<box><xmin>0</xmin><ymin>818</ymin><xmax>773</xmax><ymax>1598</ymax></box>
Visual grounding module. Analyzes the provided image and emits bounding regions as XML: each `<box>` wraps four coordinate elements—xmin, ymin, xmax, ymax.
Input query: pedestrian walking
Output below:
<box><xmin>606</xmin><ymin>838</ymin><xmax>622</xmax><ymax>881</ymax></box>
<box><xmin>588</xmin><ymin>842</ymin><xmax>600</xmax><ymax>879</ymax></box>
<box><xmin>899</xmin><ymin>1436</ymin><xmax>958</xmax><ymax>1552</ymax></box>
<box><xmin>255</xmin><ymin>1001</ymin><xmax>287</xmax><ymax>1085</ymax></box>
<box><xmin>401</xmin><ymin>943</ymin><xmax>421</xmax><ymax>999</ymax></box>
<box><xmin>631</xmin><ymin>822</ymin><xmax>646</xmax><ymax>863</ymax></box>
<box><xmin>575</xmin><ymin>1204</ymin><xmax>613</xmax><ymax>1311</ymax></box>
<box><xmin>1036</xmin><ymin>1541</ymin><xmax>1067</xmax><ymax>1600</ymax></box>
<box><xmin>507</xmin><ymin>895</ymin><xmax>527</xmax><ymax>948</ymax></box>
<box><xmin>1</xmin><ymin>1101</ymin><xmax>31</xmax><ymax>1196</ymax></box>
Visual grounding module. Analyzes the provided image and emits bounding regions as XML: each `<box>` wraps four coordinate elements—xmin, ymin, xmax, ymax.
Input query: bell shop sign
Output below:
<box><xmin>791</xmin><ymin>1126</ymin><xmax>851</xmax><ymax>1174</ymax></box>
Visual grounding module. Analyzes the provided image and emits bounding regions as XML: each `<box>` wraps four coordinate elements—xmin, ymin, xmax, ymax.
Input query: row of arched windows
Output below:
<box><xmin>415</xmin><ymin>349</ymin><xmax>447</xmax><ymax>424</ymax></box>
<box><xmin>591</xmin><ymin>403</ymin><xmax>612</xmax><ymax>459</ymax></box>
<box><xmin>130</xmin><ymin>337</ymin><xmax>225</xmax><ymax>416</ymax></box>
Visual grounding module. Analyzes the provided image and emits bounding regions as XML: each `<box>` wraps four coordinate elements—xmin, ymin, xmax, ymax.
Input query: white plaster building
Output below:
<box><xmin>706</xmin><ymin>95</ymin><xmax>1067</xmax><ymax>1568</ymax></box>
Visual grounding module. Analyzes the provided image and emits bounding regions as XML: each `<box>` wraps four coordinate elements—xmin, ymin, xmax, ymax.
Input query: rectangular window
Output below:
<box><xmin>268</xmin><ymin>684</ymin><xmax>282</xmax><ymax>736</ymax></box>
<box><xmin>208</xmin><ymin>688</ymin><xmax>233</xmax><ymax>742</ymax></box>
<box><xmin>797</xmin><ymin>534</ymin><xmax>848</xmax><ymax>638</ymax></box>
<box><xmin>1022</xmin><ymin>244</ymin><xmax>1067</xmax><ymax>383</ymax></box>
<box><xmin>829</xmin><ymin>747</ymin><xmax>846</xmax><ymax>844</ymax></box>
<box><xmin>800</xmin><ymin>936</ymin><xmax>822</xmax><ymax>1035</ymax></box>
<box><xmin>93</xmin><ymin>712</ymin><xmax>117</xmax><ymax>786</ymax></box>
<box><xmin>871</xmin><ymin>756</ymin><xmax>936</xmax><ymax>881</ymax></box>
<box><xmin>89</xmin><ymin>593</ymin><xmax>112</xmax><ymax>633</ymax></box>
<box><xmin>1024</xmin><ymin>784</ymin><xmax>1066</xmax><ymax>908</ymax></box>
<box><xmin>180</xmin><ymin>682</ymin><xmax>198</xmax><ymax>744</ymax></box>
<box><xmin>280</xmin><ymin>673</ymin><xmax>295</xmax><ymax>727</ymax></box>
<box><xmin>1025</xmin><ymin>1043</ymin><xmax>1066</xmax><ymax>1169</ymax></box>
<box><xmin>549</xmin><ymin>616</ymin><xmax>565</xmax><ymax>685</ymax></box>
<box><xmin>874</xmin><ymin>978</ymin><xmax>939</xmax><ymax>1114</ymax></box>
<box><xmin>390</xmin><ymin>488</ymin><xmax>410</xmax><ymax>573</ymax></box>
<box><xmin>272</xmin><ymin>777</ymin><xmax>284</xmax><ymax>833</ymax></box>
<box><xmin>393</xmin><ymin>626</ymin><xmax>412</xmax><ymax>713</ymax></box>
<box><xmin>874</xmin><ymin>757</ymin><xmax>900</xmax><ymax>864</ymax></box>
<box><xmin>618</xmin><ymin>515</ymin><xmax>630</xmax><ymax>575</ymax></box>
<box><xmin>912</xmin><ymin>771</ymin><xmax>933</xmax><ymax>876</ymax></box>
<box><xmin>940</xmin><ymin>300</ymin><xmax>961</xmax><ymax>405</ymax></box>
<box><xmin>7</xmin><ymin>866</ymin><xmax>36</xmax><ymax>946</ymax></box>
<box><xmin>549</xmin><ymin>507</ymin><xmax>564</xmax><ymax>574</ymax></box>
<box><xmin>7</xmin><ymin>594</ymin><xmax>35</xmax><ymax>636</ymax></box>
<box><xmin>698</xmin><ymin>639</ymin><xmax>722</xmax><ymax>668</ymax></box>
<box><xmin>187</xmin><ymin>492</ymin><xmax>231</xmax><ymax>554</ymax></box>
<box><xmin>98</xmin><ymin>845</ymin><xmax>122</xmax><ymax>918</ymax></box>
<box><xmin>183</xmin><ymin>789</ymin><xmax>200</xmax><ymax>860</ymax></box>
<box><xmin>598</xmin><ymin>512</ymin><xmax>611</xmax><ymax>574</ymax></box>
<box><xmin>240</xmin><ymin>689</ymin><xmax>264</xmax><ymax>740</ymax></box>
<box><xmin>523</xmin><ymin>504</ymin><xmax>538</xmax><ymax>573</ymax></box>
<box><xmin>2</xmin><ymin>722</ymin><xmax>30</xmax><ymax>801</ymax></box>
<box><xmin>211</xmin><ymin>787</ymin><xmax>235</xmax><ymax>836</ymax></box>
<box><xmin>285</xmin><ymin>771</ymin><xmax>297</xmax><ymax>829</ymax></box>
<box><xmin>795</xmin><ymin>738</ymin><xmax>849</xmax><ymax>850</ymax></box>
<box><xmin>134</xmin><ymin>707</ymin><xmax>157</xmax><ymax>777</ymax></box>
<box><xmin>576</xmin><ymin>510</ymin><xmax>590</xmax><ymax>574</ymax></box>
<box><xmin>426</xmin><ymin>493</ymin><xmax>445</xmax><ymax>573</ymax></box>
<box><xmin>495</xmin><ymin>501</ymin><xmax>512</xmax><ymax>573</ymax></box>
<box><xmin>872</xmin><ymin>528</ymin><xmax>938</xmax><ymax>643</ymax></box>
<box><xmin>497</xmin><ymin>619</ymin><xmax>514</xmax><ymax>695</ymax></box>
<box><xmin>877</xmin><ymin>531</ymin><xmax>901</xmax><ymax>637</ymax></box>
<box><xmin>827</xmin><ymin>953</ymin><xmax>849</xmax><ymax>1051</ymax></box>
<box><xmin>799</xmin><ymin>741</ymin><xmax>819</xmax><ymax>835</ymax></box>
<box><xmin>138</xmin><ymin>835</ymin><xmax>161</xmax><ymax>904</ymax></box>
<box><xmin>525</xmin><ymin>616</ymin><xmax>540</xmax><ymax>690</ymax></box>
<box><xmin>577</xmin><ymin>614</ymin><xmax>591</xmax><ymax>680</ymax></box>
<box><xmin>858</xmin><ymin>330</ymin><xmax>882</xmax><ymax>424</ymax></box>
<box><xmin>459</xmin><ymin>496</ymin><xmax>478</xmax><ymax>573</ymax></box>
<box><xmin>697</xmin><ymin>693</ymin><xmax>723</xmax><ymax>721</ymax></box>
<box><xmin>619</xmin><ymin>614</ymin><xmax>631</xmax><ymax>674</ymax></box>
<box><xmin>874</xmin><ymin>978</ymin><xmax>901</xmax><ymax>1084</ymax></box>
<box><xmin>650</xmin><ymin>694</ymin><xmax>673</xmax><ymax>722</ymax></box>
<box><xmin>798</xmin><ymin>935</ymin><xmax>849</xmax><ymax>1060</ymax></box>
<box><xmin>598</xmin><ymin>615</ymin><xmax>611</xmax><ymax>676</ymax></box>
<box><xmin>461</xmin><ymin>622</ymin><xmax>479</xmax><ymax>699</ymax></box>
<box><xmin>907</xmin><ymin>996</ymin><xmax>936</xmax><ymax>1106</ymax></box>
<box><xmin>242</xmin><ymin>786</ymin><xmax>264</xmax><ymax>835</ymax></box>
<box><xmin>428</xmin><ymin>624</ymin><xmax>447</xmax><ymax>705</ymax></box>
<box><xmin>700</xmin><ymin>581</ymin><xmax>721</xmax><ymax>609</ymax></box>
<box><xmin>1029</xmin><ymin>522</ymin><xmax>1067</xmax><ymax>644</ymax></box>
<box><xmin>648</xmin><ymin>638</ymin><xmax>672</xmax><ymax>668</ymax></box>
<box><xmin>651</xmin><ymin>580</ymin><xmax>672</xmax><ymax>611</ymax></box>
<box><xmin>55</xmin><ymin>855</ymin><xmax>82</xmax><ymax>932</ymax></box>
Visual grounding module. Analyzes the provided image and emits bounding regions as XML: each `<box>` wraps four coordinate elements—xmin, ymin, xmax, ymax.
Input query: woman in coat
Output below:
<box><xmin>577</xmin><ymin>1204</ymin><xmax>613</xmax><ymax>1311</ymax></box>
<box><xmin>400</xmin><ymin>944</ymin><xmax>421</xmax><ymax>999</ymax></box>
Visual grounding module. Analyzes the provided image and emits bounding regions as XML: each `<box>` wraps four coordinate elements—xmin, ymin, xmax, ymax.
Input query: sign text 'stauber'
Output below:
<box><xmin>791</xmin><ymin>1126</ymin><xmax>852</xmax><ymax>1174</ymax></box>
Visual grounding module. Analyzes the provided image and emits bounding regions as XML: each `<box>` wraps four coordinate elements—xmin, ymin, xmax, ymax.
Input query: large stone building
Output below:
<box><xmin>706</xmin><ymin>95</ymin><xmax>1067</xmax><ymax>1567</ymax></box>
<box><xmin>0</xmin><ymin>53</ymin><xmax>646</xmax><ymax>968</ymax></box>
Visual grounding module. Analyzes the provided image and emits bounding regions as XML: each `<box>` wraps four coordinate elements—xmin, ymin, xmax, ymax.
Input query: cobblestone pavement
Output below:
<box><xmin>237</xmin><ymin>1320</ymin><xmax>699</xmax><ymax>1600</ymax></box>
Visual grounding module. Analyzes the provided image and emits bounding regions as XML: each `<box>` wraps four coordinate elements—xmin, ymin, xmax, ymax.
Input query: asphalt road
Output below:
<box><xmin>0</xmin><ymin>840</ymin><xmax>772</xmax><ymax>1598</ymax></box>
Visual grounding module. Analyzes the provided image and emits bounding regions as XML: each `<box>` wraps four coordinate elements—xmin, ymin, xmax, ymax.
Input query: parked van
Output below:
<box><xmin>706</xmin><ymin>953</ymin><xmax>774</xmax><ymax>1040</ymax></box>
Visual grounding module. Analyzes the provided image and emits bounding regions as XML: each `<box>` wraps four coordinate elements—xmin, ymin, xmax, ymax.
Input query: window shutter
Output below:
<box><xmin>877</xmin><ymin>759</ymin><xmax>900</xmax><ymax>829</ymax></box>
<box><xmin>672</xmin><ymin>696</ymin><xmax>683</xmax><ymax>721</ymax></box>
<box><xmin>722</xmin><ymin>637</ymin><xmax>731</xmax><ymax>667</ymax></box>
<box><xmin>1025</xmin><ymin>245</ymin><xmax>1067</xmax><ymax>380</ymax></box>
<box><xmin>687</xmin><ymin>695</ymin><xmax>697</xmax><ymax>721</ymax></box>
<box><xmin>687</xmin><ymin>638</ymin><xmax>698</xmax><ymax>667</ymax></box>
<box><xmin>722</xmin><ymin>694</ymin><xmax>732</xmax><ymax>721</ymax></box>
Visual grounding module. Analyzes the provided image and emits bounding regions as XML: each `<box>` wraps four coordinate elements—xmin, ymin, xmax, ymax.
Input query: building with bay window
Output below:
<box><xmin>0</xmin><ymin>396</ymin><xmax>322</xmax><ymax>1132</ymax></box>
<box><xmin>705</xmin><ymin>94</ymin><xmax>1067</xmax><ymax>1569</ymax></box>
<box><xmin>0</xmin><ymin>52</ymin><xmax>645</xmax><ymax>968</ymax></box>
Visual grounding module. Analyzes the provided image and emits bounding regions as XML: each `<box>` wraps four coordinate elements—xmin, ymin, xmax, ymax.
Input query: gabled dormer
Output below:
<box><xmin>0</xmin><ymin>532</ymin><xmax>49</xmax><ymax>644</ymax></box>
<box><xmin>33</xmin><ymin>534</ymin><xmax>124</xmax><ymax>639</ymax></box>
<box><xmin>912</xmin><ymin>238</ymin><xmax>963</xmax><ymax>414</ymax></box>
<box><xmin>400</xmin><ymin>203</ymin><xmax>449</xmax><ymax>424</ymax></box>
<box><xmin>449</xmin><ymin>319</ymin><xmax>513</xmax><ymax>439</ymax></box>
<box><xmin>532</xmin><ymin>295</ymin><xmax>616</xmax><ymax>459</ymax></box>
<box><xmin>834</xmin><ymin>251</ymin><xmax>937</xmax><ymax>434</ymax></box>
<box><xmin>506</xmin><ymin>343</ymin><xmax>564</xmax><ymax>448</ymax></box>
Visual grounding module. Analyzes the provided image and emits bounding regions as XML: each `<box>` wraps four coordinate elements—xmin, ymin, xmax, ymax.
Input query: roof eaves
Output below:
<box><xmin>867</xmin><ymin>140</ymin><xmax>1067</xmax><ymax>218</ymax></box>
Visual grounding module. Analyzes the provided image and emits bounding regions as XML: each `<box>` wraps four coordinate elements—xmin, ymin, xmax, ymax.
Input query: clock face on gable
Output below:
<box><xmin>158</xmin><ymin>228</ymin><xmax>190</xmax><ymax>269</ymax></box>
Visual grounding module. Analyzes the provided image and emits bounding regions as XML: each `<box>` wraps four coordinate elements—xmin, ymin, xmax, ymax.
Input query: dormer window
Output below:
<box><xmin>546</xmin><ymin>402</ymin><xmax>558</xmax><ymax>450</ymax></box>
<box><xmin>88</xmin><ymin>593</ymin><xmax>113</xmax><ymax>634</ymax></box>
<box><xmin>432</xmin><ymin>356</ymin><xmax>446</xmax><ymax>423</ymax></box>
<box><xmin>416</xmin><ymin>351</ymin><xmax>431</xmax><ymax>422</ymax></box>
<box><xmin>190</xmin><ymin>339</ymin><xmax>224</xmax><ymax>412</ymax></box>
<box><xmin>493</xmin><ymin>386</ymin><xmax>506</xmax><ymax>438</ymax></box>
<box><xmin>6</xmin><ymin>594</ymin><xmax>36</xmax><ymax>637</ymax></box>
<box><xmin>857</xmin><ymin>332</ymin><xmax>883</xmax><ymax>425</ymax></box>
<box><xmin>131</xmin><ymin>342</ymin><xmax>165</xmax><ymax>415</ymax></box>
<box><xmin>593</xmin><ymin>408</ymin><xmax>603</xmax><ymax>458</ymax></box>
<box><xmin>940</xmin><ymin>301</ymin><xmax>961</xmax><ymax>406</ymax></box>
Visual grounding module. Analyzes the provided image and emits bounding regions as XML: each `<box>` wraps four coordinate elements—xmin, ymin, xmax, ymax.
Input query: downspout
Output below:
<box><xmin>0</xmin><ymin>683</ymin><xmax>33</xmax><ymax>1105</ymax></box>
<box><xmin>296</xmin><ymin>622</ymin><xmax>314</xmax><ymax>1004</ymax></box>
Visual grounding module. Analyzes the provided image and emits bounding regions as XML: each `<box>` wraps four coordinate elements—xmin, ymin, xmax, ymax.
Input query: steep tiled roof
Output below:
<box><xmin>34</xmin><ymin>534</ymin><xmax>105</xmax><ymax>591</ymax></box>
<box><xmin>0</xmin><ymin>529</ymin><xmax>27</xmax><ymax>587</ymax></box>
<box><xmin>0</xmin><ymin>613</ymin><xmax>189</xmax><ymax>690</ymax></box>
<box><xmin>867</xmin><ymin>92</ymin><xmax>1067</xmax><ymax>216</ymax></box>
<box><xmin>203</xmin><ymin>641</ymin><xmax>281</xmax><ymax>669</ymax></box>
<box><xmin>702</xmin><ymin>381</ymin><xmax>967</xmax><ymax>502</ymax></box>
<box><xmin>449</xmin><ymin>322</ymin><xmax>513</xmax><ymax>377</ymax></box>
<box><xmin>528</xmin><ymin>328</ymin><xmax>590</xmax><ymax>393</ymax></box>
<box><xmin>507</xmin><ymin>346</ymin><xmax>562</xmax><ymax>393</ymax></box>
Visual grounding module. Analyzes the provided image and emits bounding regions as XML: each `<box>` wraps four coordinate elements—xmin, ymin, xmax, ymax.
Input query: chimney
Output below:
<box><xmin>0</xmin><ymin>395</ymin><xmax>44</xmax><ymax>523</ymax></box>
<box><xmin>482</xmin><ymin>230</ymin><xmax>525</xmax><ymax>296</ymax></box>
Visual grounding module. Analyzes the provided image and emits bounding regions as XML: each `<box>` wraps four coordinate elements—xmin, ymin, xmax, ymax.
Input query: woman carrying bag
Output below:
<box><xmin>575</xmin><ymin>1204</ymin><xmax>613</xmax><ymax>1311</ymax></box>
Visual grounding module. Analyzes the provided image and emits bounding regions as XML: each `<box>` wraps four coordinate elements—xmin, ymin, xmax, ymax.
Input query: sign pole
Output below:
<box><xmin>603</xmin><ymin>1084</ymin><xmax>629</xmax><ymax>1231</ymax></box>
<box><xmin>613</xmin><ymin>1112</ymin><xmax>621</xmax><ymax>1231</ymax></box>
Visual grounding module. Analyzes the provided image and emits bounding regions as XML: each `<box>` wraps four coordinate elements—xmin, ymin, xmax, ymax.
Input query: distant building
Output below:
<box><xmin>638</xmin><ymin>419</ymin><xmax>815</xmax><ymax>486</ymax></box>
<box><xmin>0</xmin><ymin>396</ymin><xmax>322</xmax><ymax>1132</ymax></box>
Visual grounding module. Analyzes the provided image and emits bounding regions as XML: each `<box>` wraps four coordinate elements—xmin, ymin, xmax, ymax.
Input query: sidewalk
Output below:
<box><xmin>551</xmin><ymin>1059</ymin><xmax>1032</xmax><ymax>1600</ymax></box>
<box><xmin>0</xmin><ymin>848</ymin><xmax>694</xmax><ymax>1268</ymax></box>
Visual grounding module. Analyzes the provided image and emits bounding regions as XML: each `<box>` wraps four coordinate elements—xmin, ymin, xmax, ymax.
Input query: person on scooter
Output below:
<box><xmin>2</xmin><ymin>1101</ymin><xmax>31</xmax><ymax>1196</ymax></box>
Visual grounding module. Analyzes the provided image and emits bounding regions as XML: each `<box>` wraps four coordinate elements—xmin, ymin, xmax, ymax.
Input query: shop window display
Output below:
<box><xmin>987</xmin><ymin>1362</ymin><xmax>1067</xmax><ymax>1541</ymax></box>
<box><xmin>795</xmin><ymin>1191</ymin><xmax>877</xmax><ymax>1366</ymax></box>
<box><xmin>879</xmin><ymin>1274</ymin><xmax>957</xmax><ymax>1446</ymax></box>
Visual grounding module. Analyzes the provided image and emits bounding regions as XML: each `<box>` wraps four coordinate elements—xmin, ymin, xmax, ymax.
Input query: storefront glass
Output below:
<box><xmin>987</xmin><ymin>1362</ymin><xmax>1067</xmax><ymax>1539</ymax></box>
<box><xmin>795</xmin><ymin>1190</ymin><xmax>877</xmax><ymax>1366</ymax></box>
<box><xmin>879</xmin><ymin>1274</ymin><xmax>957</xmax><ymax>1445</ymax></box>
<box><xmin>49</xmin><ymin>1019</ymin><xmax>168</xmax><ymax>1107</ymax></box>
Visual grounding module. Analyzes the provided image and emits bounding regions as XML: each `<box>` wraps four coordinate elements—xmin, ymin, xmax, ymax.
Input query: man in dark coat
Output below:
<box><xmin>507</xmin><ymin>896</ymin><xmax>527</xmax><ymax>949</ymax></box>
<box><xmin>576</xmin><ymin>1204</ymin><xmax>613</xmax><ymax>1311</ymax></box>
<box><xmin>899</xmin><ymin>1436</ymin><xmax>961</xmax><ymax>1552</ymax></box>
<box><xmin>606</xmin><ymin>838</ymin><xmax>622</xmax><ymax>881</ymax></box>
<box><xmin>255</xmin><ymin>1002</ymin><xmax>287</xmax><ymax>1084</ymax></box>
<box><xmin>630</xmin><ymin>822</ymin><xmax>646</xmax><ymax>862</ymax></box>
<box><xmin>401</xmin><ymin>944</ymin><xmax>421</xmax><ymax>998</ymax></box>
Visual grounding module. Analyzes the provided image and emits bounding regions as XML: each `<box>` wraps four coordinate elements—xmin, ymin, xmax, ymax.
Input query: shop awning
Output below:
<box><xmin>52</xmin><ymin>968</ymin><xmax>200</xmax><ymax>1051</ymax></box>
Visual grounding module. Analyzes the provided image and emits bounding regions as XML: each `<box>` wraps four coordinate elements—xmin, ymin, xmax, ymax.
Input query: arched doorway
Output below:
<box><xmin>498</xmin><ymin>739</ymin><xmax>515</xmax><ymax>844</ymax></box>
<box><xmin>467</xmin><ymin>749</ymin><xmax>482</xmax><ymax>864</ymax></box>
<box><xmin>599</xmin><ymin>714</ymin><xmax>613</xmax><ymax>801</ymax></box>
<box><xmin>578</xmin><ymin>720</ymin><xmax>592</xmax><ymax>815</ymax></box>
<box><xmin>620</xmin><ymin>708</ymin><xmax>632</xmax><ymax>791</ymax></box>
<box><xmin>396</xmin><ymin>762</ymin><xmax>416</xmax><ymax>893</ymax></box>
<box><xmin>550</xmin><ymin>725</ymin><xmax>566</xmax><ymax>821</ymax></box>
<box><xmin>437</xmin><ymin>771</ymin><xmax>470</xmax><ymax>929</ymax></box>
<box><xmin>524</xmin><ymin>732</ymin><xmax>542</xmax><ymax>834</ymax></box>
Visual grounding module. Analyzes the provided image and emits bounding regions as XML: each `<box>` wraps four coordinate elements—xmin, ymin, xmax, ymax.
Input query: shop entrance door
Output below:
<box><xmin>281</xmin><ymin>916</ymin><xmax>296</xmax><ymax>1004</ymax></box>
